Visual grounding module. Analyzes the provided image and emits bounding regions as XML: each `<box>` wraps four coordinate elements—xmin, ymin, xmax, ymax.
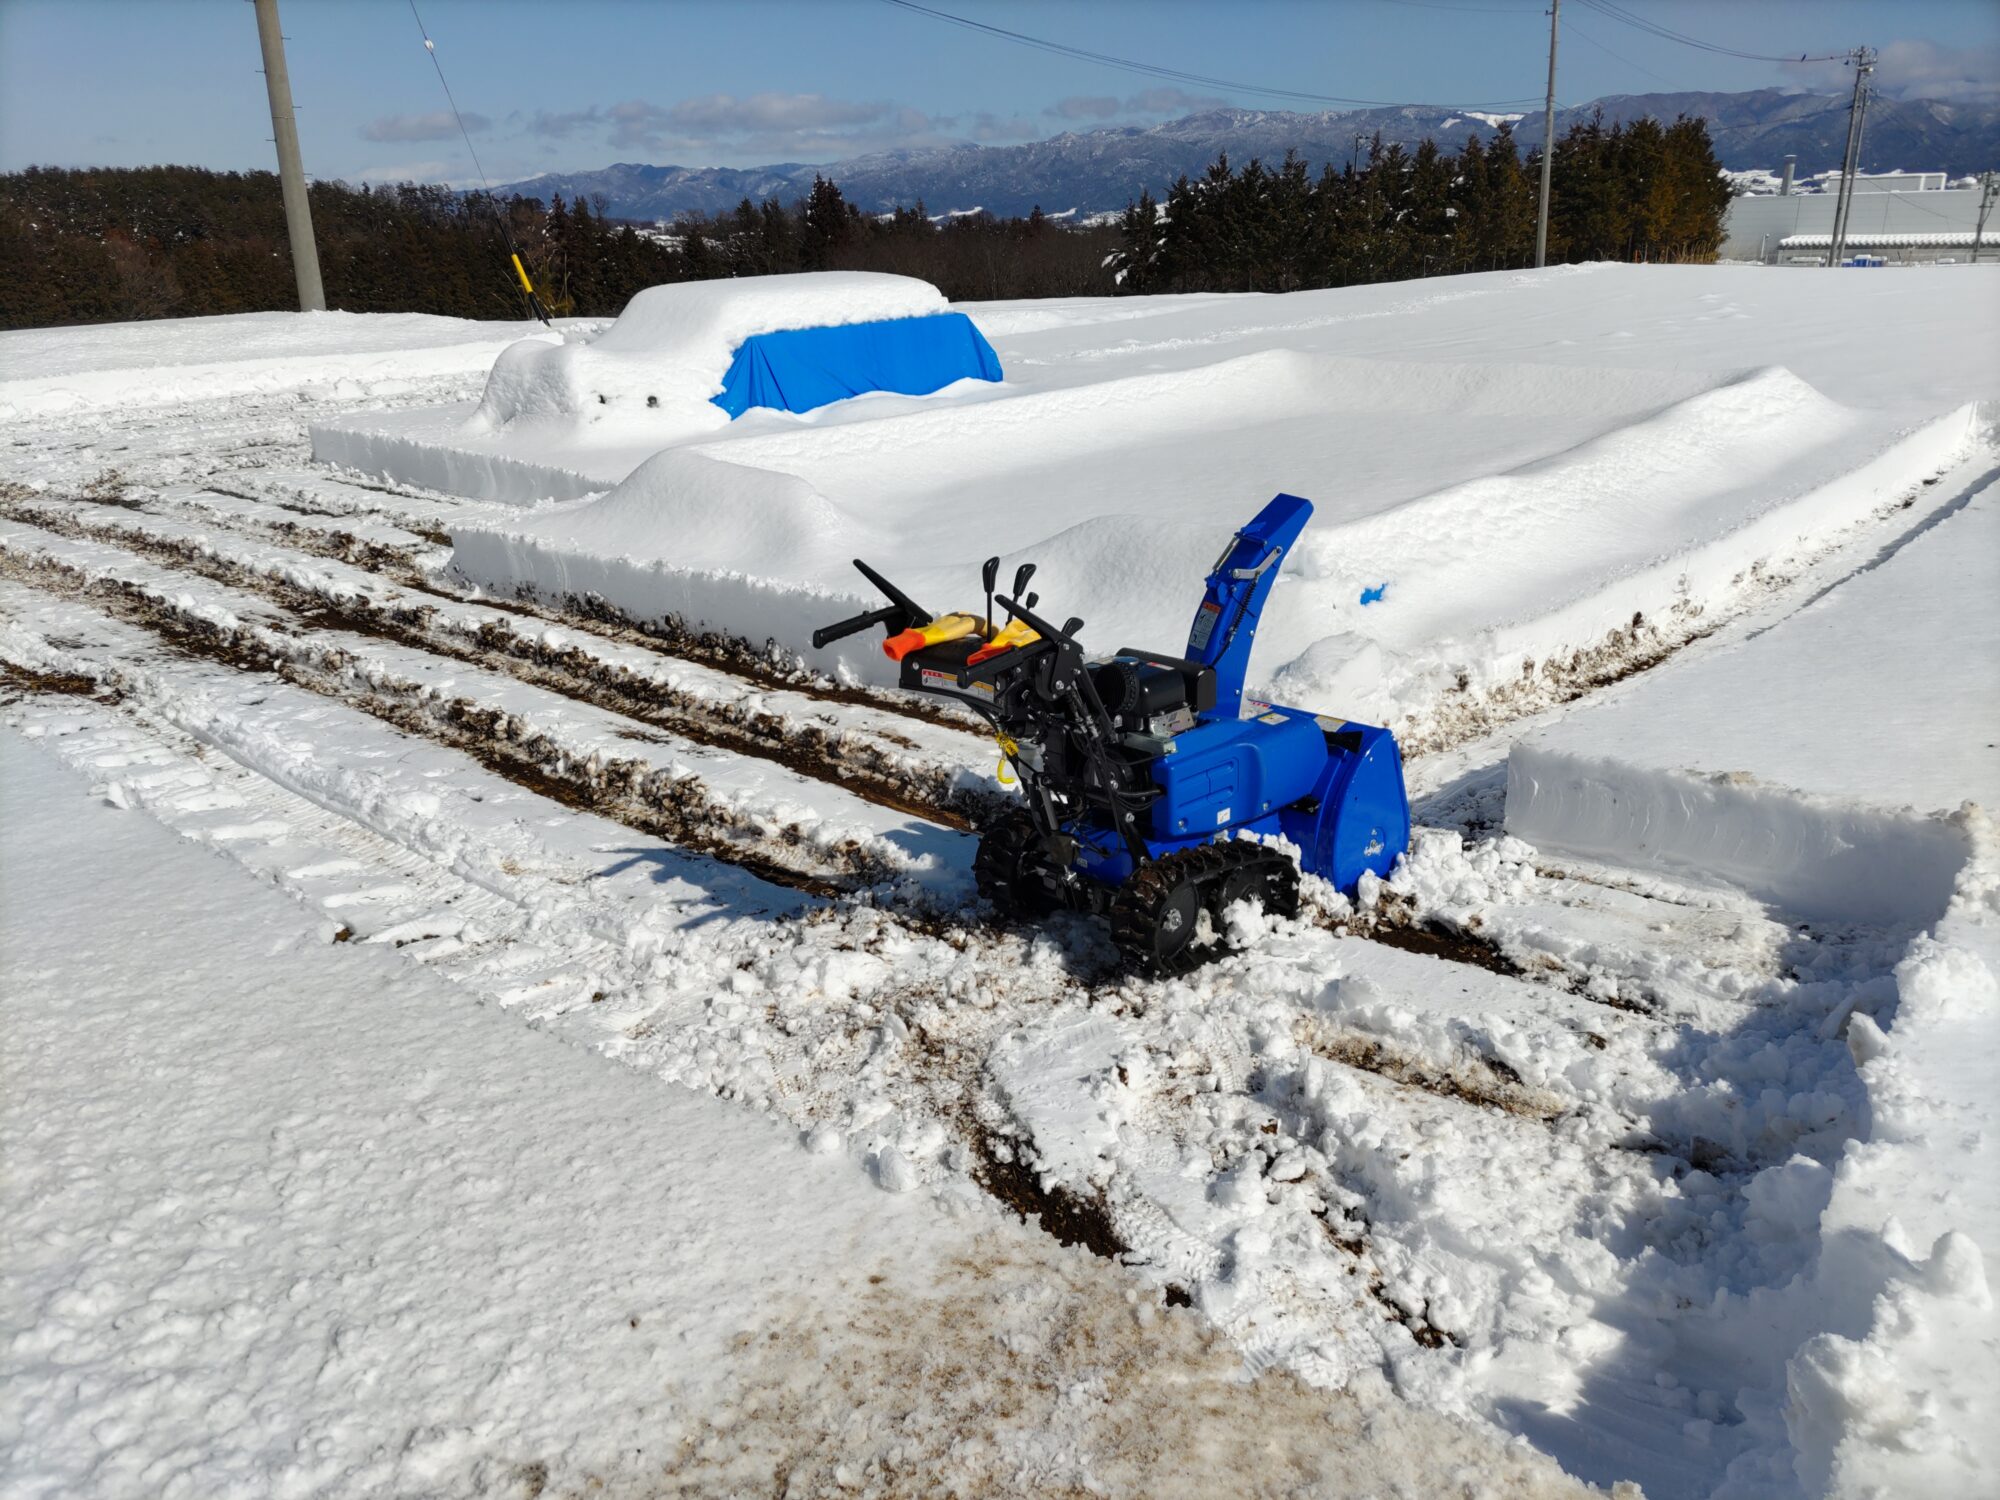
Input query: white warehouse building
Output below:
<box><xmin>1722</xmin><ymin>175</ymin><xmax>1995</xmax><ymax>265</ymax></box>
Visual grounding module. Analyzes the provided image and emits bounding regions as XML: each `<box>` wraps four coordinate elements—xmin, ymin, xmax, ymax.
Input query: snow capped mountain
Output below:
<box><xmin>490</xmin><ymin>89</ymin><xmax>2000</xmax><ymax>221</ymax></box>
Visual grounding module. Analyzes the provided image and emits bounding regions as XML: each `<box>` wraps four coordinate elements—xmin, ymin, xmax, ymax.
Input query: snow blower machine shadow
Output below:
<box><xmin>813</xmin><ymin>494</ymin><xmax>1410</xmax><ymax>975</ymax></box>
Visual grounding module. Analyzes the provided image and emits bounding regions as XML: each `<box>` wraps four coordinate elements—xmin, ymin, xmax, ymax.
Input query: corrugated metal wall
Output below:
<box><xmin>1723</xmin><ymin>188</ymin><xmax>1988</xmax><ymax>262</ymax></box>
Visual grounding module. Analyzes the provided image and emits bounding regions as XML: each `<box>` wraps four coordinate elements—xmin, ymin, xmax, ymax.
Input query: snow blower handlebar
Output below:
<box><xmin>810</xmin><ymin>604</ymin><xmax>904</xmax><ymax>649</ymax></box>
<box><xmin>810</xmin><ymin>559</ymin><xmax>935</xmax><ymax>649</ymax></box>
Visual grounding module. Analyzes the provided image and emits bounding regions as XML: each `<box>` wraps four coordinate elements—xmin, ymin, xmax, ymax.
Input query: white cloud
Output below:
<box><xmin>667</xmin><ymin>92</ymin><xmax>891</xmax><ymax>133</ymax></box>
<box><xmin>1783</xmin><ymin>38</ymin><xmax>2000</xmax><ymax>105</ymax></box>
<box><xmin>360</xmin><ymin>111</ymin><xmax>490</xmax><ymax>143</ymax></box>
<box><xmin>510</xmin><ymin>90</ymin><xmax>1050</xmax><ymax>162</ymax></box>
<box><xmin>1053</xmin><ymin>95</ymin><xmax>1122</xmax><ymax>121</ymax></box>
<box><xmin>501</xmin><ymin>82</ymin><xmax>1233</xmax><ymax>168</ymax></box>
<box><xmin>528</xmin><ymin>107</ymin><xmax>604</xmax><ymax>140</ymax></box>
<box><xmin>347</xmin><ymin>158</ymin><xmax>453</xmax><ymax>183</ymax></box>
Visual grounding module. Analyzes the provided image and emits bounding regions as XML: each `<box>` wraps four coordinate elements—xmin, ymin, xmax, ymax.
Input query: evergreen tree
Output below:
<box><xmin>800</xmin><ymin>174</ymin><xmax>852</xmax><ymax>270</ymax></box>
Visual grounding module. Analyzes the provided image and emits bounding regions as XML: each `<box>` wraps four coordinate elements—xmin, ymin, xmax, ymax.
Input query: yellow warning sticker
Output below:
<box><xmin>1258</xmin><ymin>711</ymin><xmax>1287</xmax><ymax>725</ymax></box>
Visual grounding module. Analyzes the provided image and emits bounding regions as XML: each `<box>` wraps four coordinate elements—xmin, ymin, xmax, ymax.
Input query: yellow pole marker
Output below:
<box><xmin>510</xmin><ymin>252</ymin><xmax>536</xmax><ymax>296</ymax></box>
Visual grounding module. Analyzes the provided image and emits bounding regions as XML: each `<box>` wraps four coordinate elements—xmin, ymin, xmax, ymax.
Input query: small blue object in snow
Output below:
<box><xmin>712</xmin><ymin>311</ymin><xmax>1002</xmax><ymax>418</ymax></box>
<box><xmin>1359</xmin><ymin>583</ymin><xmax>1387</xmax><ymax>606</ymax></box>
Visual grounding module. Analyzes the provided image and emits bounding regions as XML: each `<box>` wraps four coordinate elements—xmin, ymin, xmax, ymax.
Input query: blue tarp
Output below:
<box><xmin>711</xmin><ymin>311</ymin><xmax>1003</xmax><ymax>419</ymax></box>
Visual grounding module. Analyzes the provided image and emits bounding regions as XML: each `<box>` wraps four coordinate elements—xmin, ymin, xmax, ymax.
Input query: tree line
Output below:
<box><xmin>1114</xmin><ymin>113</ymin><xmax>1731</xmax><ymax>293</ymax></box>
<box><xmin>0</xmin><ymin>112</ymin><xmax>1730</xmax><ymax>331</ymax></box>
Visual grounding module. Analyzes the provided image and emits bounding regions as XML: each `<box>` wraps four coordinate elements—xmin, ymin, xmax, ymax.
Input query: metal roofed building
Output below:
<box><xmin>1723</xmin><ymin>179</ymin><xmax>1993</xmax><ymax>264</ymax></box>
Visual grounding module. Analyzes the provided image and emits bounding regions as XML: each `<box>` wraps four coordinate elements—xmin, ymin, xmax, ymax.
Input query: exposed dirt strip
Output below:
<box><xmin>0</xmin><ymin>550</ymin><xmax>873</xmax><ymax>898</ymax></box>
<box><xmin>0</xmin><ymin>493</ymin><xmax>998</xmax><ymax>829</ymax></box>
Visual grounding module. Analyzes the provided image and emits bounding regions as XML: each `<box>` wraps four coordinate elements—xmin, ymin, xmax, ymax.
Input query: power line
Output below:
<box><xmin>876</xmin><ymin>0</ymin><xmax>1546</xmax><ymax>111</ymax></box>
<box><xmin>1560</xmin><ymin>13</ymin><xmax>1676</xmax><ymax>86</ymax></box>
<box><xmin>406</xmin><ymin>0</ymin><xmax>499</xmax><ymax>200</ymax></box>
<box><xmin>404</xmin><ymin>0</ymin><xmax>550</xmax><ymax>323</ymax></box>
<box><xmin>1373</xmin><ymin>0</ymin><xmax>1545</xmax><ymax>14</ymax></box>
<box><xmin>1571</xmin><ymin>0</ymin><xmax>1845</xmax><ymax>65</ymax></box>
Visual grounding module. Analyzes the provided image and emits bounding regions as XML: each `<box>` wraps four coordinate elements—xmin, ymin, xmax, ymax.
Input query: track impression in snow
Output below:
<box><xmin>1</xmin><ymin>371</ymin><xmax>1988</xmax><ymax>1500</ymax></box>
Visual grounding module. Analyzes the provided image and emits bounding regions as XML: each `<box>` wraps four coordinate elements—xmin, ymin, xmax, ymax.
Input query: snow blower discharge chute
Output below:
<box><xmin>813</xmin><ymin>494</ymin><xmax>1411</xmax><ymax>975</ymax></box>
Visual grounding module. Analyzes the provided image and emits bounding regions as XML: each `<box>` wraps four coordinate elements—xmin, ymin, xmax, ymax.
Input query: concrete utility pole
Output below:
<box><xmin>253</xmin><ymin>0</ymin><xmax>325</xmax><ymax>311</ymax></box>
<box><xmin>1827</xmin><ymin>47</ymin><xmax>1876</xmax><ymax>269</ymax></box>
<box><xmin>1972</xmin><ymin>172</ymin><xmax>1999</xmax><ymax>265</ymax></box>
<box><xmin>1535</xmin><ymin>0</ymin><xmax>1561</xmax><ymax>269</ymax></box>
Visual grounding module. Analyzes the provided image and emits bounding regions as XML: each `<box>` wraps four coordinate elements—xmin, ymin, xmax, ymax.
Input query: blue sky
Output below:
<box><xmin>2</xmin><ymin>0</ymin><xmax>1995</xmax><ymax>185</ymax></box>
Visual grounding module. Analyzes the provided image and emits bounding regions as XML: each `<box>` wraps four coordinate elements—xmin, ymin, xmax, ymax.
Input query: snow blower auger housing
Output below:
<box><xmin>811</xmin><ymin>494</ymin><xmax>1411</xmax><ymax>974</ymax></box>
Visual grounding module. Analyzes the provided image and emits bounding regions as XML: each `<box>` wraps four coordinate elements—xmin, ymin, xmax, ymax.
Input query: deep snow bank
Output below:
<box><xmin>1507</xmin><ymin>454</ymin><xmax>1998</xmax><ymax>928</ymax></box>
<box><xmin>311</xmin><ymin>273</ymin><xmax>976</xmax><ymax>503</ymax></box>
<box><xmin>452</xmin><ymin>351</ymin><xmax>1975</xmax><ymax>747</ymax></box>
<box><xmin>470</xmin><ymin>271</ymin><xmax>947</xmax><ymax>430</ymax></box>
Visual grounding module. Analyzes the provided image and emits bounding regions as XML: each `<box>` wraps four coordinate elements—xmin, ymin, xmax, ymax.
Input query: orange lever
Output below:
<box><xmin>966</xmin><ymin>617</ymin><xmax>1039</xmax><ymax>665</ymax></box>
<box><xmin>883</xmin><ymin>612</ymin><xmax>982</xmax><ymax>661</ymax></box>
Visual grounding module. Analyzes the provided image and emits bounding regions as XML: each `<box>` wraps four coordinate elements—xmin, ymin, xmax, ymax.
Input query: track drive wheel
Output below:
<box><xmin>1209</xmin><ymin>843</ymin><xmax>1301</xmax><ymax>927</ymax></box>
<box><xmin>1111</xmin><ymin>842</ymin><xmax>1302</xmax><ymax>977</ymax></box>
<box><xmin>974</xmin><ymin>810</ymin><xmax>1059</xmax><ymax>918</ymax></box>
<box><xmin>1110</xmin><ymin>858</ymin><xmax>1206</xmax><ymax>976</ymax></box>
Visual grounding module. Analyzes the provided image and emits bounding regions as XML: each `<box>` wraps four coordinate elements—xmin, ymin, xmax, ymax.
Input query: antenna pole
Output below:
<box><xmin>253</xmin><ymin>0</ymin><xmax>325</xmax><ymax>310</ymax></box>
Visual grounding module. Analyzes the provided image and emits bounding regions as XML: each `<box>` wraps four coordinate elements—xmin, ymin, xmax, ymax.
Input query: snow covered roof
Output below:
<box><xmin>1779</xmin><ymin>231</ymin><xmax>1979</xmax><ymax>248</ymax></box>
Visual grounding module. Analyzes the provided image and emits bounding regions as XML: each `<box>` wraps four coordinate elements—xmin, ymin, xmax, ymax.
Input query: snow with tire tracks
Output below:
<box><xmin>2</xmin><ymin>264</ymin><xmax>1995</xmax><ymax>1500</ymax></box>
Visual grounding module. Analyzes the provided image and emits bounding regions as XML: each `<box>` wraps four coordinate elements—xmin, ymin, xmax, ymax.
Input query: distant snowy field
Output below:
<box><xmin>2</xmin><ymin>263</ymin><xmax>1995</xmax><ymax>1500</ymax></box>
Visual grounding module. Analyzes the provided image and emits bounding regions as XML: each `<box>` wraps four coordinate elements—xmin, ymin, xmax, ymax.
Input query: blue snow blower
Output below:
<box><xmin>812</xmin><ymin>494</ymin><xmax>1411</xmax><ymax>973</ymax></box>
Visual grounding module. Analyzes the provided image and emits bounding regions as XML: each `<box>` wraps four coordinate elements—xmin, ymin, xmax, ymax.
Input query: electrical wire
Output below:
<box><xmin>876</xmin><ymin>0</ymin><xmax>1546</xmax><ymax>110</ymax></box>
<box><xmin>404</xmin><ymin>0</ymin><xmax>551</xmax><ymax>323</ymax></box>
<box><xmin>1571</xmin><ymin>0</ymin><xmax>1846</xmax><ymax>65</ymax></box>
<box><xmin>1373</xmin><ymin>0</ymin><xmax>1545</xmax><ymax>13</ymax></box>
<box><xmin>1560</xmin><ymin>13</ymin><xmax>1677</xmax><ymax>86</ymax></box>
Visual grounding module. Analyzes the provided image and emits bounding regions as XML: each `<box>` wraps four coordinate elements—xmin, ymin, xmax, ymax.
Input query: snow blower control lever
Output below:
<box><xmin>813</xmin><ymin>494</ymin><xmax>1411</xmax><ymax>975</ymax></box>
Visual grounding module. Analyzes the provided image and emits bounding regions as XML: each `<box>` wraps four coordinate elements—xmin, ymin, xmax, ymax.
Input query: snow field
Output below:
<box><xmin>0</xmin><ymin>523</ymin><xmax>964</xmax><ymax>898</ymax></box>
<box><xmin>4</xmin><ymin>580</ymin><xmax>1793</xmax><ymax>1496</ymax></box>
<box><xmin>0</xmin><ymin>308</ymin><xmax>571</xmax><ymax>422</ymax></box>
<box><xmin>5</xmin><ymin>565</ymin><xmax>1914</xmax><ymax>1495</ymax></box>
<box><xmin>387</xmin><ymin>269</ymin><xmax>1988</xmax><ymax>751</ymax></box>
<box><xmin>0</xmin><ymin>489</ymin><xmax>1000</xmax><ymax>823</ymax></box>
<box><xmin>4</xmin><ymin>729</ymin><xmax>1606</xmax><ymax>1500</ymax></box>
<box><xmin>1499</xmin><ymin>464</ymin><xmax>2000</xmax><ymax>1491</ymax></box>
<box><xmin>5</xmin><ymin>267</ymin><xmax>1997</xmax><ymax>1499</ymax></box>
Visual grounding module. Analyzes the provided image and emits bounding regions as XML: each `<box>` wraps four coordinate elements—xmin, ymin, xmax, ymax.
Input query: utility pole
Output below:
<box><xmin>1535</xmin><ymin>0</ymin><xmax>1561</xmax><ymax>269</ymax></box>
<box><xmin>253</xmin><ymin>0</ymin><xmax>325</xmax><ymax>311</ymax></box>
<box><xmin>1826</xmin><ymin>46</ymin><xmax>1876</xmax><ymax>269</ymax></box>
<box><xmin>1972</xmin><ymin>172</ymin><xmax>1998</xmax><ymax>265</ymax></box>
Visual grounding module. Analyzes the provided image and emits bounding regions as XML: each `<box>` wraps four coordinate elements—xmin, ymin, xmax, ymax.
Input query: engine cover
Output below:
<box><xmin>1146</xmin><ymin>712</ymin><xmax>1326</xmax><ymax>838</ymax></box>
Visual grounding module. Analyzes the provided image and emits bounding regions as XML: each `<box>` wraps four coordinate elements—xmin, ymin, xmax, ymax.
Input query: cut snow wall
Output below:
<box><xmin>1505</xmin><ymin>745</ymin><xmax>1971</xmax><ymax>928</ymax></box>
<box><xmin>310</xmin><ymin>408</ymin><xmax>606</xmax><ymax>505</ymax></box>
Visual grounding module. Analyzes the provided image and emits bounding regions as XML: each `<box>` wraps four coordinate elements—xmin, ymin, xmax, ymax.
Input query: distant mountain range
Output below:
<box><xmin>492</xmin><ymin>89</ymin><xmax>2000</xmax><ymax>223</ymax></box>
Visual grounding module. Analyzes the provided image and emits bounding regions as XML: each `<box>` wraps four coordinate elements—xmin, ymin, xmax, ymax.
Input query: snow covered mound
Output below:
<box><xmin>1506</xmin><ymin>445</ymin><xmax>1998</xmax><ymax>927</ymax></box>
<box><xmin>470</xmin><ymin>271</ymin><xmax>949</xmax><ymax>436</ymax></box>
<box><xmin>452</xmin><ymin>350</ymin><xmax>1978</xmax><ymax>743</ymax></box>
<box><xmin>310</xmin><ymin>272</ymin><xmax>977</xmax><ymax>504</ymax></box>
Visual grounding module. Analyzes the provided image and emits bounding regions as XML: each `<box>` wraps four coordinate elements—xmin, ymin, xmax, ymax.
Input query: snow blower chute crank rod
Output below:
<box><xmin>812</xmin><ymin>494</ymin><xmax>1411</xmax><ymax>974</ymax></box>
